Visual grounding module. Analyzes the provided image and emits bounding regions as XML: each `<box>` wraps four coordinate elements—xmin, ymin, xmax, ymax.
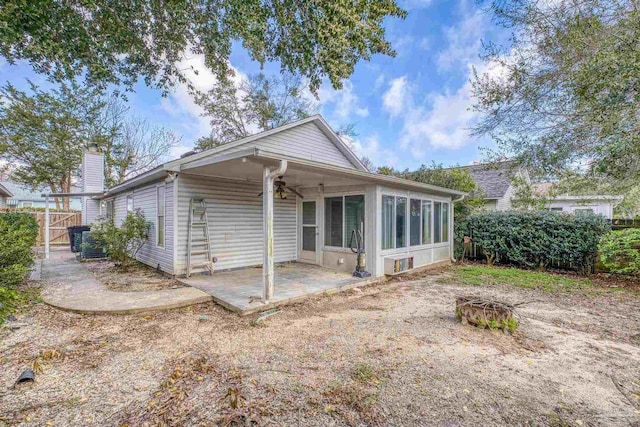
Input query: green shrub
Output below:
<box><xmin>89</xmin><ymin>210</ymin><xmax>151</xmax><ymax>270</ymax></box>
<box><xmin>0</xmin><ymin>213</ymin><xmax>38</xmax><ymax>288</ymax></box>
<box><xmin>461</xmin><ymin>210</ymin><xmax>610</xmax><ymax>274</ymax></box>
<box><xmin>599</xmin><ymin>228</ymin><xmax>640</xmax><ymax>275</ymax></box>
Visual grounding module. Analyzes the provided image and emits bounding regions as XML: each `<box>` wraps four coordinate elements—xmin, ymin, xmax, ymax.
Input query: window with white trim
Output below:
<box><xmin>381</xmin><ymin>195</ymin><xmax>408</xmax><ymax>250</ymax></box>
<box><xmin>434</xmin><ymin>201</ymin><xmax>450</xmax><ymax>243</ymax></box>
<box><xmin>102</xmin><ymin>199</ymin><xmax>115</xmax><ymax>220</ymax></box>
<box><xmin>383</xmin><ymin>196</ymin><xmax>441</xmax><ymax>249</ymax></box>
<box><xmin>156</xmin><ymin>185</ymin><xmax>165</xmax><ymax>247</ymax></box>
<box><xmin>324</xmin><ymin>194</ymin><xmax>365</xmax><ymax>248</ymax></box>
<box><xmin>127</xmin><ymin>194</ymin><xmax>134</xmax><ymax>213</ymax></box>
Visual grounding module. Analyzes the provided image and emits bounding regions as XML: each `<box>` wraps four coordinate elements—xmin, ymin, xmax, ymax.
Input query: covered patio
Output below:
<box><xmin>177</xmin><ymin>263</ymin><xmax>378</xmax><ymax>315</ymax></box>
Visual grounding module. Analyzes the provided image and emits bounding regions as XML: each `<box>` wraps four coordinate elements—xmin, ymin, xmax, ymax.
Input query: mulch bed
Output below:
<box><xmin>85</xmin><ymin>260</ymin><xmax>185</xmax><ymax>292</ymax></box>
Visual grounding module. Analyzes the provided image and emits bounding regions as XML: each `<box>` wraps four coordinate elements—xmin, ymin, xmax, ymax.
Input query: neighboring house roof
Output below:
<box><xmin>0</xmin><ymin>181</ymin><xmax>82</xmax><ymax>202</ymax></box>
<box><xmin>0</xmin><ymin>182</ymin><xmax>13</xmax><ymax>197</ymax></box>
<box><xmin>105</xmin><ymin>115</ymin><xmax>467</xmax><ymax>198</ymax></box>
<box><xmin>532</xmin><ymin>182</ymin><xmax>623</xmax><ymax>205</ymax></box>
<box><xmin>444</xmin><ymin>161</ymin><xmax>519</xmax><ymax>199</ymax></box>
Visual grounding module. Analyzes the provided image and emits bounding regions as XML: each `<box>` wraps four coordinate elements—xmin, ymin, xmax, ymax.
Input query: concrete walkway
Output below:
<box><xmin>40</xmin><ymin>249</ymin><xmax>212</xmax><ymax>315</ymax></box>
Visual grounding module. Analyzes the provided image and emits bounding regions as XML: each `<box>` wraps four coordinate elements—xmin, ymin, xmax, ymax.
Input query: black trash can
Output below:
<box><xmin>67</xmin><ymin>226</ymin><xmax>91</xmax><ymax>252</ymax></box>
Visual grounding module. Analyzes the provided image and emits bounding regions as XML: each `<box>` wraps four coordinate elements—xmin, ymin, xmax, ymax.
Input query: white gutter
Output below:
<box><xmin>263</xmin><ymin>159</ymin><xmax>288</xmax><ymax>303</ymax></box>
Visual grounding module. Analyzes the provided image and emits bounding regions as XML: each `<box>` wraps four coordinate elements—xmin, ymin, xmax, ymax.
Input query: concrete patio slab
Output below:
<box><xmin>40</xmin><ymin>249</ymin><xmax>212</xmax><ymax>315</ymax></box>
<box><xmin>178</xmin><ymin>263</ymin><xmax>380</xmax><ymax>315</ymax></box>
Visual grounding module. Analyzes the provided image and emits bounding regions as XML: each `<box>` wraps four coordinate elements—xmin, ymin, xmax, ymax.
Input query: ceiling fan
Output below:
<box><xmin>258</xmin><ymin>176</ymin><xmax>304</xmax><ymax>199</ymax></box>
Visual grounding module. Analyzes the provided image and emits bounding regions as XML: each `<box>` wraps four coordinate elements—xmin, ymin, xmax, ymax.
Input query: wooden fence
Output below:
<box><xmin>0</xmin><ymin>209</ymin><xmax>82</xmax><ymax>246</ymax></box>
<box><xmin>611</xmin><ymin>218</ymin><xmax>640</xmax><ymax>230</ymax></box>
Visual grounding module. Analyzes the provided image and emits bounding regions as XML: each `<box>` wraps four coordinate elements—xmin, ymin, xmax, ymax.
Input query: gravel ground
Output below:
<box><xmin>85</xmin><ymin>260</ymin><xmax>185</xmax><ymax>292</ymax></box>
<box><xmin>1</xmin><ymin>270</ymin><xmax>640</xmax><ymax>426</ymax></box>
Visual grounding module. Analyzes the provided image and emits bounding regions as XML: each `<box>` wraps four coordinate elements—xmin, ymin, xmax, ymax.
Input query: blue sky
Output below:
<box><xmin>0</xmin><ymin>0</ymin><xmax>505</xmax><ymax>171</ymax></box>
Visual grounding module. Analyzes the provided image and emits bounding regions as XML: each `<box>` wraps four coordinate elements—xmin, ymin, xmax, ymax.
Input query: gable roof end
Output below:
<box><xmin>164</xmin><ymin>115</ymin><xmax>368</xmax><ymax>172</ymax></box>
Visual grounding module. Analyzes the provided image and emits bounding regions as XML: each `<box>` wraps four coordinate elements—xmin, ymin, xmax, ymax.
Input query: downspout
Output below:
<box><xmin>450</xmin><ymin>193</ymin><xmax>466</xmax><ymax>262</ymax></box>
<box><xmin>263</xmin><ymin>160</ymin><xmax>288</xmax><ymax>302</ymax></box>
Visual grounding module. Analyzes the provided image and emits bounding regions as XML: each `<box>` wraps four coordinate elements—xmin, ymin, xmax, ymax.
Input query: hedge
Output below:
<box><xmin>457</xmin><ymin>210</ymin><xmax>610</xmax><ymax>274</ymax></box>
<box><xmin>599</xmin><ymin>228</ymin><xmax>640</xmax><ymax>275</ymax></box>
<box><xmin>0</xmin><ymin>213</ymin><xmax>38</xmax><ymax>288</ymax></box>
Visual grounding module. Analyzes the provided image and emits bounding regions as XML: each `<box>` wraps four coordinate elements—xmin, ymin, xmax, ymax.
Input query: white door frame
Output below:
<box><xmin>298</xmin><ymin>199</ymin><xmax>320</xmax><ymax>264</ymax></box>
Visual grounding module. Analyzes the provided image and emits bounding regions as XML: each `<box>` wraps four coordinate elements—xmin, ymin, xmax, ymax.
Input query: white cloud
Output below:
<box><xmin>419</xmin><ymin>37</ymin><xmax>431</xmax><ymax>51</ymax></box>
<box><xmin>345</xmin><ymin>134</ymin><xmax>401</xmax><ymax>168</ymax></box>
<box><xmin>160</xmin><ymin>53</ymin><xmax>247</xmax><ymax>143</ymax></box>
<box><xmin>400</xmin><ymin>0</ymin><xmax>433</xmax><ymax>9</ymax></box>
<box><xmin>170</xmin><ymin>144</ymin><xmax>193</xmax><ymax>159</ymax></box>
<box><xmin>376</xmin><ymin>2</ymin><xmax>504</xmax><ymax>160</ymax></box>
<box><xmin>436</xmin><ymin>10</ymin><xmax>484</xmax><ymax>72</ymax></box>
<box><xmin>374</xmin><ymin>74</ymin><xmax>386</xmax><ymax>90</ymax></box>
<box><xmin>382</xmin><ymin>76</ymin><xmax>410</xmax><ymax>118</ymax></box>
<box><xmin>319</xmin><ymin>80</ymin><xmax>369</xmax><ymax>120</ymax></box>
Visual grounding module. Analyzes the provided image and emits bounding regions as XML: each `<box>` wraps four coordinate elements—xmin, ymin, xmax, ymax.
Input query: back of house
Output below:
<box><xmin>90</xmin><ymin>115</ymin><xmax>464</xmax><ymax>280</ymax></box>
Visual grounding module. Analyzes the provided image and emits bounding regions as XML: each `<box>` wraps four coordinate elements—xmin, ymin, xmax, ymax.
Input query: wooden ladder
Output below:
<box><xmin>186</xmin><ymin>197</ymin><xmax>214</xmax><ymax>278</ymax></box>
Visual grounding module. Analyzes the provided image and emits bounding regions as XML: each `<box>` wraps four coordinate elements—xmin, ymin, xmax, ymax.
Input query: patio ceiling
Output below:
<box><xmin>179</xmin><ymin>148</ymin><xmax>466</xmax><ymax>196</ymax></box>
<box><xmin>182</xmin><ymin>155</ymin><xmax>368</xmax><ymax>189</ymax></box>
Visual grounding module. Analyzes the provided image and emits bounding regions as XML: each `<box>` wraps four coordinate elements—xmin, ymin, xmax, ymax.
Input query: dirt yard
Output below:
<box><xmin>85</xmin><ymin>261</ymin><xmax>185</xmax><ymax>292</ymax></box>
<box><xmin>1</xmin><ymin>267</ymin><xmax>640</xmax><ymax>426</ymax></box>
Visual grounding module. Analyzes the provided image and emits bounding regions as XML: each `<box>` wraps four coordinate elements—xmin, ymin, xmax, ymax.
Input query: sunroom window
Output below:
<box><xmin>324</xmin><ymin>195</ymin><xmax>365</xmax><ymax>248</ymax></box>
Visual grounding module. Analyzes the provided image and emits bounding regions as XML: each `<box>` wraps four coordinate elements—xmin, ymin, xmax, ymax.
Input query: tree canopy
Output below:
<box><xmin>0</xmin><ymin>0</ymin><xmax>406</xmax><ymax>95</ymax></box>
<box><xmin>195</xmin><ymin>72</ymin><xmax>318</xmax><ymax>150</ymax></box>
<box><xmin>472</xmin><ymin>0</ymin><xmax>640</xmax><ymax>181</ymax></box>
<box><xmin>0</xmin><ymin>81</ymin><xmax>108</xmax><ymax>209</ymax></box>
<box><xmin>0</xmin><ymin>81</ymin><xmax>181</xmax><ymax>207</ymax></box>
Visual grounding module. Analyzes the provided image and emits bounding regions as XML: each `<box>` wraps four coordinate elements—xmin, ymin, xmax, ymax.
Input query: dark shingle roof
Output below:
<box><xmin>447</xmin><ymin>161</ymin><xmax>517</xmax><ymax>199</ymax></box>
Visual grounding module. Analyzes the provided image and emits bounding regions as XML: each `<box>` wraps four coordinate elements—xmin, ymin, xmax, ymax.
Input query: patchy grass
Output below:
<box><xmin>442</xmin><ymin>265</ymin><xmax>597</xmax><ymax>293</ymax></box>
<box><xmin>351</xmin><ymin>362</ymin><xmax>382</xmax><ymax>384</ymax></box>
<box><xmin>0</xmin><ymin>285</ymin><xmax>41</xmax><ymax>324</ymax></box>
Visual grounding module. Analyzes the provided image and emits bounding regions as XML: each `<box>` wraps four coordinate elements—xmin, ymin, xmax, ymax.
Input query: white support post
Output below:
<box><xmin>262</xmin><ymin>160</ymin><xmax>288</xmax><ymax>303</ymax></box>
<box><xmin>45</xmin><ymin>196</ymin><xmax>50</xmax><ymax>260</ymax></box>
<box><xmin>263</xmin><ymin>166</ymin><xmax>275</xmax><ymax>302</ymax></box>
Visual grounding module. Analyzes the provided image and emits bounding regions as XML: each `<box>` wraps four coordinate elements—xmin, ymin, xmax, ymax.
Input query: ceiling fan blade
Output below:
<box><xmin>286</xmin><ymin>186</ymin><xmax>304</xmax><ymax>199</ymax></box>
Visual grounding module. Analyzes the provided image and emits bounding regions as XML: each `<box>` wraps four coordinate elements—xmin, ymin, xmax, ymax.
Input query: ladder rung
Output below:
<box><xmin>191</xmin><ymin>262</ymin><xmax>212</xmax><ymax>269</ymax></box>
<box><xmin>191</xmin><ymin>241</ymin><xmax>209</xmax><ymax>246</ymax></box>
<box><xmin>190</xmin><ymin>250</ymin><xmax>210</xmax><ymax>255</ymax></box>
<box><xmin>191</xmin><ymin>222</ymin><xmax>207</xmax><ymax>227</ymax></box>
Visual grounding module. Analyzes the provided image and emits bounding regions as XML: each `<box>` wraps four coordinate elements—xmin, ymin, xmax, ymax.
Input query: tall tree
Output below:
<box><xmin>195</xmin><ymin>72</ymin><xmax>319</xmax><ymax>150</ymax></box>
<box><xmin>472</xmin><ymin>0</ymin><xmax>640</xmax><ymax>180</ymax></box>
<box><xmin>0</xmin><ymin>0</ymin><xmax>406</xmax><ymax>95</ymax></box>
<box><xmin>0</xmin><ymin>81</ymin><xmax>108</xmax><ymax>209</ymax></box>
<box><xmin>98</xmin><ymin>99</ymin><xmax>181</xmax><ymax>187</ymax></box>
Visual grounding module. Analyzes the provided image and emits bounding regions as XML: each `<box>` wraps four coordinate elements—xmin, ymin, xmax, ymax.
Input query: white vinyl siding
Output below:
<box><xmin>120</xmin><ymin>180</ymin><xmax>175</xmax><ymax>273</ymax></box>
<box><xmin>175</xmin><ymin>174</ymin><xmax>297</xmax><ymax>275</ymax></box>
<box><xmin>214</xmin><ymin>122</ymin><xmax>356</xmax><ymax>169</ymax></box>
<box><xmin>81</xmin><ymin>151</ymin><xmax>105</xmax><ymax>226</ymax></box>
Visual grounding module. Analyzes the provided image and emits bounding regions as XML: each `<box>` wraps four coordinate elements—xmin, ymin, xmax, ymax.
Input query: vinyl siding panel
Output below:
<box><xmin>114</xmin><ymin>194</ymin><xmax>127</xmax><ymax>226</ymax></box>
<box><xmin>82</xmin><ymin>151</ymin><xmax>105</xmax><ymax>225</ymax></box>
<box><xmin>496</xmin><ymin>184</ymin><xmax>516</xmax><ymax>210</ymax></box>
<box><xmin>175</xmin><ymin>174</ymin><xmax>297</xmax><ymax>275</ymax></box>
<box><xmin>127</xmin><ymin>180</ymin><xmax>174</xmax><ymax>274</ymax></box>
<box><xmin>215</xmin><ymin>122</ymin><xmax>356</xmax><ymax>169</ymax></box>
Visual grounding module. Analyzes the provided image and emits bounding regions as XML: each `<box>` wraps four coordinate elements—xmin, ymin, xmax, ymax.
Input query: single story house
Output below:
<box><xmin>443</xmin><ymin>161</ymin><xmax>530</xmax><ymax>210</ymax></box>
<box><xmin>532</xmin><ymin>183</ymin><xmax>622</xmax><ymax>219</ymax></box>
<box><xmin>447</xmin><ymin>163</ymin><xmax>622</xmax><ymax>219</ymax></box>
<box><xmin>78</xmin><ymin>115</ymin><xmax>464</xmax><ymax>309</ymax></box>
<box><xmin>0</xmin><ymin>182</ymin><xmax>13</xmax><ymax>208</ymax></box>
<box><xmin>0</xmin><ymin>180</ymin><xmax>82</xmax><ymax>210</ymax></box>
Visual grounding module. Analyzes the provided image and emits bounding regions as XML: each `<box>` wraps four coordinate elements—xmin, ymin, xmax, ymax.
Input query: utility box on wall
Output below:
<box><xmin>384</xmin><ymin>255</ymin><xmax>414</xmax><ymax>275</ymax></box>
